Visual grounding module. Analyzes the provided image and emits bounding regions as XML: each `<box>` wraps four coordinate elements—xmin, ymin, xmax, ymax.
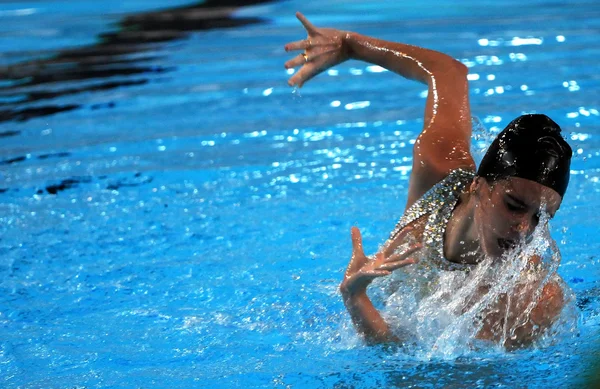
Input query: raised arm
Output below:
<box><xmin>284</xmin><ymin>12</ymin><xmax>476</xmax><ymax>208</ymax></box>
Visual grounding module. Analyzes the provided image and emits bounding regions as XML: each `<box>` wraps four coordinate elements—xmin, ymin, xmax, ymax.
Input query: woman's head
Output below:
<box><xmin>477</xmin><ymin>114</ymin><xmax>572</xmax><ymax>198</ymax></box>
<box><xmin>471</xmin><ymin>114</ymin><xmax>572</xmax><ymax>257</ymax></box>
<box><xmin>470</xmin><ymin>176</ymin><xmax>562</xmax><ymax>258</ymax></box>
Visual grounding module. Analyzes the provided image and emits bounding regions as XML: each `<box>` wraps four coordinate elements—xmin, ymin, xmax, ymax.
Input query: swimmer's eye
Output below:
<box><xmin>504</xmin><ymin>197</ymin><xmax>526</xmax><ymax>213</ymax></box>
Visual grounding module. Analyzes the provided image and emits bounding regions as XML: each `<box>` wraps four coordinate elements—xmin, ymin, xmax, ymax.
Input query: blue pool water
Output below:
<box><xmin>1</xmin><ymin>0</ymin><xmax>600</xmax><ymax>387</ymax></box>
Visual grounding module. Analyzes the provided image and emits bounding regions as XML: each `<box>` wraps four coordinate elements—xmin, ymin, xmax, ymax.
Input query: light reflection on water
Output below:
<box><xmin>0</xmin><ymin>0</ymin><xmax>600</xmax><ymax>387</ymax></box>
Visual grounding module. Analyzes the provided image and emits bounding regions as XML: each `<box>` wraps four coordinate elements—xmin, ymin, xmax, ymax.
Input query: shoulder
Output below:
<box><xmin>531</xmin><ymin>278</ymin><xmax>565</xmax><ymax>328</ymax></box>
<box><xmin>405</xmin><ymin>163</ymin><xmax>475</xmax><ymax>210</ymax></box>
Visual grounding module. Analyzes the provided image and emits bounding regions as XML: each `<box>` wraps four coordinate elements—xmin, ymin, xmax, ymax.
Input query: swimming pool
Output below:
<box><xmin>1</xmin><ymin>0</ymin><xmax>599</xmax><ymax>387</ymax></box>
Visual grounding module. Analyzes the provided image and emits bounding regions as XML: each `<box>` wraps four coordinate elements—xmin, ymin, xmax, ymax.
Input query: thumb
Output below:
<box><xmin>351</xmin><ymin>227</ymin><xmax>365</xmax><ymax>258</ymax></box>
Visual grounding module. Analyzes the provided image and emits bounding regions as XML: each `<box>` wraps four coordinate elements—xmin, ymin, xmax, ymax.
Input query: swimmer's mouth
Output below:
<box><xmin>498</xmin><ymin>238</ymin><xmax>517</xmax><ymax>250</ymax></box>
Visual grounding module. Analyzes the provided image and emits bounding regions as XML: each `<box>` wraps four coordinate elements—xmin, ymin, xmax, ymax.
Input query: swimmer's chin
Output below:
<box><xmin>480</xmin><ymin>238</ymin><xmax>523</xmax><ymax>262</ymax></box>
<box><xmin>448</xmin><ymin>249</ymin><xmax>485</xmax><ymax>265</ymax></box>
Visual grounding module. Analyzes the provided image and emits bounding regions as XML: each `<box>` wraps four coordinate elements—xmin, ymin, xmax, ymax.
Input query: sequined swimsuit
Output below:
<box><xmin>389</xmin><ymin>168</ymin><xmax>476</xmax><ymax>271</ymax></box>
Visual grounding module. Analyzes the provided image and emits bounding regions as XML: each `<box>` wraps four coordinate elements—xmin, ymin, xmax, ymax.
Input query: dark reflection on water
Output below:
<box><xmin>0</xmin><ymin>0</ymin><xmax>275</xmax><ymax>126</ymax></box>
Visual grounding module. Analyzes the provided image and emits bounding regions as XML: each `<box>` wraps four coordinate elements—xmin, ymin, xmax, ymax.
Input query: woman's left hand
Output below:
<box><xmin>340</xmin><ymin>226</ymin><xmax>421</xmax><ymax>297</ymax></box>
<box><xmin>284</xmin><ymin>12</ymin><xmax>350</xmax><ymax>87</ymax></box>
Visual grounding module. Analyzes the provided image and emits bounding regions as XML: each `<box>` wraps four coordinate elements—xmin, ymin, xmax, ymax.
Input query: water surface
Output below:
<box><xmin>1</xmin><ymin>0</ymin><xmax>600</xmax><ymax>387</ymax></box>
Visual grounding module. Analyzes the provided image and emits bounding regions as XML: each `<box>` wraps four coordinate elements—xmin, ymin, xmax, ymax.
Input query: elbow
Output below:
<box><xmin>452</xmin><ymin>59</ymin><xmax>468</xmax><ymax>76</ymax></box>
<box><xmin>443</xmin><ymin>59</ymin><xmax>468</xmax><ymax>79</ymax></box>
<box><xmin>430</xmin><ymin>57</ymin><xmax>468</xmax><ymax>79</ymax></box>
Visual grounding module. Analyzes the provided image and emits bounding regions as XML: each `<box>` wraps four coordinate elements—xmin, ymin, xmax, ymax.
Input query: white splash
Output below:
<box><xmin>368</xmin><ymin>214</ymin><xmax>578</xmax><ymax>359</ymax></box>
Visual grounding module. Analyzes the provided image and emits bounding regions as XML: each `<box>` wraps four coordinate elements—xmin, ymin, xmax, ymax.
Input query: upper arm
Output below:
<box><xmin>501</xmin><ymin>278</ymin><xmax>565</xmax><ymax>349</ymax></box>
<box><xmin>405</xmin><ymin>61</ymin><xmax>476</xmax><ymax>209</ymax></box>
<box><xmin>530</xmin><ymin>279</ymin><xmax>565</xmax><ymax>328</ymax></box>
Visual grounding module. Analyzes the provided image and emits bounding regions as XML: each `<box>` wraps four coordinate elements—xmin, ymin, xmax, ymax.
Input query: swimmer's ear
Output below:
<box><xmin>470</xmin><ymin>177</ymin><xmax>482</xmax><ymax>195</ymax></box>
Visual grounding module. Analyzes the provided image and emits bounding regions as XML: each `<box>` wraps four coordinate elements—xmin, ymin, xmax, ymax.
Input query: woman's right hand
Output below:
<box><xmin>340</xmin><ymin>226</ymin><xmax>421</xmax><ymax>298</ymax></box>
<box><xmin>284</xmin><ymin>12</ymin><xmax>350</xmax><ymax>87</ymax></box>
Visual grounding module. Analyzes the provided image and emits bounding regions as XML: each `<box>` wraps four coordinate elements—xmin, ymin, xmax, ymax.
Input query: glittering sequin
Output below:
<box><xmin>389</xmin><ymin>169</ymin><xmax>475</xmax><ymax>271</ymax></box>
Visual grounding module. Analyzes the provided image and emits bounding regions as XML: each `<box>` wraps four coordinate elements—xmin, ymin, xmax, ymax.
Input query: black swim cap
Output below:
<box><xmin>477</xmin><ymin>114</ymin><xmax>572</xmax><ymax>197</ymax></box>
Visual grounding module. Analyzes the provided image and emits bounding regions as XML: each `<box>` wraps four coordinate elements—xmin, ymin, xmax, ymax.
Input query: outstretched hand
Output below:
<box><xmin>284</xmin><ymin>12</ymin><xmax>349</xmax><ymax>87</ymax></box>
<box><xmin>340</xmin><ymin>226</ymin><xmax>421</xmax><ymax>297</ymax></box>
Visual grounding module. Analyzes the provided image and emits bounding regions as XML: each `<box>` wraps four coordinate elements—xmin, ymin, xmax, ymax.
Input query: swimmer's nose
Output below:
<box><xmin>515</xmin><ymin>219</ymin><xmax>535</xmax><ymax>238</ymax></box>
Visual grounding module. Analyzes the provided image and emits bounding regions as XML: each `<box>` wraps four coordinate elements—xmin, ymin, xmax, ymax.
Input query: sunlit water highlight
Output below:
<box><xmin>1</xmin><ymin>0</ymin><xmax>600</xmax><ymax>388</ymax></box>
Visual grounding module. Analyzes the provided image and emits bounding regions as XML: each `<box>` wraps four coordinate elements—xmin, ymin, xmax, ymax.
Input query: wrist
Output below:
<box><xmin>342</xmin><ymin>290</ymin><xmax>374</xmax><ymax>316</ymax></box>
<box><xmin>340</xmin><ymin>281</ymin><xmax>368</xmax><ymax>301</ymax></box>
<box><xmin>343</xmin><ymin>31</ymin><xmax>357</xmax><ymax>60</ymax></box>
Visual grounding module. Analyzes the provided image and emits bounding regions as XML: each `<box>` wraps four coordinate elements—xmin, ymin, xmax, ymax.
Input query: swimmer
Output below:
<box><xmin>284</xmin><ymin>12</ymin><xmax>573</xmax><ymax>348</ymax></box>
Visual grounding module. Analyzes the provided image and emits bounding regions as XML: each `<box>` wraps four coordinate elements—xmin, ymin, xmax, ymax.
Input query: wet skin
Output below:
<box><xmin>284</xmin><ymin>12</ymin><xmax>568</xmax><ymax>346</ymax></box>
<box><xmin>471</xmin><ymin>177</ymin><xmax>562</xmax><ymax>260</ymax></box>
<box><xmin>441</xmin><ymin>176</ymin><xmax>563</xmax><ymax>266</ymax></box>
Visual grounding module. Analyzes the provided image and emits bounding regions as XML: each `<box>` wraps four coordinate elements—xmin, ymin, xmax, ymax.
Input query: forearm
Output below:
<box><xmin>343</xmin><ymin>32</ymin><xmax>467</xmax><ymax>85</ymax></box>
<box><xmin>341</xmin><ymin>290</ymin><xmax>398</xmax><ymax>344</ymax></box>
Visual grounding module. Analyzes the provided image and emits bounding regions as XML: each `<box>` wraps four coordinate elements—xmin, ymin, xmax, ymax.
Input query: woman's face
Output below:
<box><xmin>472</xmin><ymin>176</ymin><xmax>562</xmax><ymax>258</ymax></box>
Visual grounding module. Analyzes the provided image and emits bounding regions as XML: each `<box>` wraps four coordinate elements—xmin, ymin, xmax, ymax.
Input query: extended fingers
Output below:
<box><xmin>351</xmin><ymin>269</ymin><xmax>391</xmax><ymax>281</ymax></box>
<box><xmin>296</xmin><ymin>12</ymin><xmax>317</xmax><ymax>34</ymax></box>
<box><xmin>284</xmin><ymin>53</ymin><xmax>308</xmax><ymax>70</ymax></box>
<box><xmin>383</xmin><ymin>226</ymin><xmax>414</xmax><ymax>257</ymax></box>
<box><xmin>284</xmin><ymin>39</ymin><xmax>311</xmax><ymax>52</ymax></box>
<box><xmin>385</xmin><ymin>243</ymin><xmax>422</xmax><ymax>263</ymax></box>
<box><xmin>350</xmin><ymin>227</ymin><xmax>364</xmax><ymax>255</ymax></box>
<box><xmin>363</xmin><ymin>270</ymin><xmax>392</xmax><ymax>277</ymax></box>
<box><xmin>288</xmin><ymin>66</ymin><xmax>317</xmax><ymax>87</ymax></box>
<box><xmin>379</xmin><ymin>258</ymin><xmax>418</xmax><ymax>271</ymax></box>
